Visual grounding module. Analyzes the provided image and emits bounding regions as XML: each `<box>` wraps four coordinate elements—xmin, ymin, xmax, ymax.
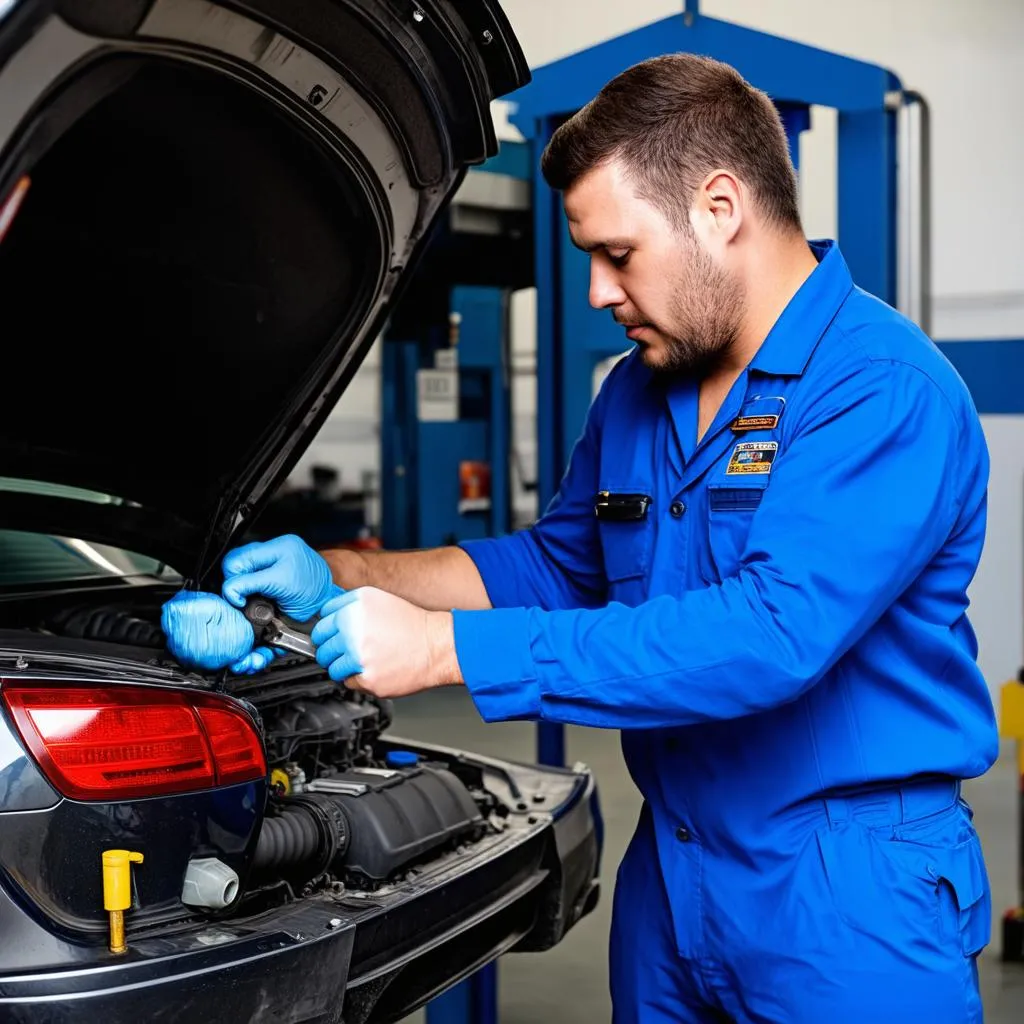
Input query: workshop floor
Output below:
<box><xmin>395</xmin><ymin>687</ymin><xmax>1024</xmax><ymax>1023</ymax></box>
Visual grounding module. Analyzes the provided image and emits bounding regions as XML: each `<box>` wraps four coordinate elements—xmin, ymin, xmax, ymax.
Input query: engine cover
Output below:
<box><xmin>307</xmin><ymin>763</ymin><xmax>484</xmax><ymax>881</ymax></box>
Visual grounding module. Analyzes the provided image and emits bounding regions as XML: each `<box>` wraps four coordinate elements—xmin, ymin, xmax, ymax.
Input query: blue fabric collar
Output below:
<box><xmin>749</xmin><ymin>238</ymin><xmax>854</xmax><ymax>377</ymax></box>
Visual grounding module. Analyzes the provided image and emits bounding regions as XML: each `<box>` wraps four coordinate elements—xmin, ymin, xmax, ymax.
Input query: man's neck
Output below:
<box><xmin>715</xmin><ymin>233</ymin><xmax>819</xmax><ymax>377</ymax></box>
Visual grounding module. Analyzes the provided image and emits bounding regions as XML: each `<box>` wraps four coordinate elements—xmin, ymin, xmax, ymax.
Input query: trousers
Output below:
<box><xmin>609</xmin><ymin>778</ymin><xmax>990</xmax><ymax>1023</ymax></box>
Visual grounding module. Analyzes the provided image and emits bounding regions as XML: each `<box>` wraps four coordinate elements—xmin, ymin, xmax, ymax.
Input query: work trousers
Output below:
<box><xmin>609</xmin><ymin>779</ymin><xmax>989</xmax><ymax>1023</ymax></box>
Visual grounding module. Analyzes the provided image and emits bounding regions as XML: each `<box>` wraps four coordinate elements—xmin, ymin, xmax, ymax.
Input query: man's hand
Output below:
<box><xmin>161</xmin><ymin>591</ymin><xmax>274</xmax><ymax>674</ymax></box>
<box><xmin>310</xmin><ymin>588</ymin><xmax>463</xmax><ymax>698</ymax></box>
<box><xmin>221</xmin><ymin>534</ymin><xmax>340</xmax><ymax>623</ymax></box>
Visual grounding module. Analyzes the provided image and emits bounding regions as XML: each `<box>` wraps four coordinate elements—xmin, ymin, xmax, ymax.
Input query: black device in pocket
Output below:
<box><xmin>594</xmin><ymin>491</ymin><xmax>652</xmax><ymax>522</ymax></box>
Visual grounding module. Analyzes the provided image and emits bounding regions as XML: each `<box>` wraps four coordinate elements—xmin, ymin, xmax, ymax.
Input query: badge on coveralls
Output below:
<box><xmin>730</xmin><ymin>414</ymin><xmax>779</xmax><ymax>432</ymax></box>
<box><xmin>729</xmin><ymin>395</ymin><xmax>785</xmax><ymax>433</ymax></box>
<box><xmin>726</xmin><ymin>441</ymin><xmax>778</xmax><ymax>475</ymax></box>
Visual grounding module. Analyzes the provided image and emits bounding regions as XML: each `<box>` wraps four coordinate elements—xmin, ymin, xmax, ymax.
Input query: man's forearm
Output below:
<box><xmin>319</xmin><ymin>545</ymin><xmax>492</xmax><ymax>612</ymax></box>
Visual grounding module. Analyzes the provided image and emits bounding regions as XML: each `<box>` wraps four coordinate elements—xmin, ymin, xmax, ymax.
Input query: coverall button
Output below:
<box><xmin>675</xmin><ymin>826</ymin><xmax>691</xmax><ymax>842</ymax></box>
<box><xmin>670</xmin><ymin>501</ymin><xmax>685</xmax><ymax>518</ymax></box>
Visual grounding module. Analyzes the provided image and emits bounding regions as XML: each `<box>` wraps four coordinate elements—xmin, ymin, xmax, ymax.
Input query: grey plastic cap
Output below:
<box><xmin>181</xmin><ymin>858</ymin><xmax>240</xmax><ymax>909</ymax></box>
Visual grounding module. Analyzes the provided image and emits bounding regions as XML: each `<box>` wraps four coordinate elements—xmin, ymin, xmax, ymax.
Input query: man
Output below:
<box><xmin>164</xmin><ymin>53</ymin><xmax>998</xmax><ymax>1022</ymax></box>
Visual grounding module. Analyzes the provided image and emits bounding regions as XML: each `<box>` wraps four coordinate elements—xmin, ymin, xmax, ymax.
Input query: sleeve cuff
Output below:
<box><xmin>452</xmin><ymin>607</ymin><xmax>541</xmax><ymax>721</ymax></box>
<box><xmin>458</xmin><ymin>538</ymin><xmax>522</xmax><ymax>609</ymax></box>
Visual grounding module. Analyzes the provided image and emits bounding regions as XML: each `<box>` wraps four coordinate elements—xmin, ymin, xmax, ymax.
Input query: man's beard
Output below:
<box><xmin>618</xmin><ymin>240</ymin><xmax>746</xmax><ymax>379</ymax></box>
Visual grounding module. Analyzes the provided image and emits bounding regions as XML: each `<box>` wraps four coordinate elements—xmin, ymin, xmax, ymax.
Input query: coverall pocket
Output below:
<box><xmin>704</xmin><ymin>482</ymin><xmax>767</xmax><ymax>581</ymax></box>
<box><xmin>815</xmin><ymin>805</ymin><xmax>991</xmax><ymax>961</ymax></box>
<box><xmin>598</xmin><ymin>516</ymin><xmax>653</xmax><ymax>582</ymax></box>
<box><xmin>933</xmin><ymin>835</ymin><xmax>991</xmax><ymax>957</ymax></box>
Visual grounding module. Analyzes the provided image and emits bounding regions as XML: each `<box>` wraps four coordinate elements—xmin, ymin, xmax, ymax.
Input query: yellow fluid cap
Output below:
<box><xmin>102</xmin><ymin>850</ymin><xmax>143</xmax><ymax>912</ymax></box>
<box><xmin>270</xmin><ymin>768</ymin><xmax>290</xmax><ymax>795</ymax></box>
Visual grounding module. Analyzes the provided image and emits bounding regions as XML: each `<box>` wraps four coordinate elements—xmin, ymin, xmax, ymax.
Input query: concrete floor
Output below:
<box><xmin>394</xmin><ymin>687</ymin><xmax>1024</xmax><ymax>1022</ymax></box>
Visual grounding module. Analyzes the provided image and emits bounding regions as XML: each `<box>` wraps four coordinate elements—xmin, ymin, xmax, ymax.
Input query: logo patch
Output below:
<box><xmin>730</xmin><ymin>414</ymin><xmax>779</xmax><ymax>432</ymax></box>
<box><xmin>726</xmin><ymin>441</ymin><xmax>778</xmax><ymax>475</ymax></box>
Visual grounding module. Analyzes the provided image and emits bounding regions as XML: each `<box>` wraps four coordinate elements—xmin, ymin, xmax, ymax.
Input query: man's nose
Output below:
<box><xmin>589</xmin><ymin>260</ymin><xmax>627</xmax><ymax>310</ymax></box>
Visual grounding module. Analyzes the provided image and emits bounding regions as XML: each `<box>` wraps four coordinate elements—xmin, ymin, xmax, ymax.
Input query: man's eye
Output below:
<box><xmin>607</xmin><ymin>250</ymin><xmax>631</xmax><ymax>267</ymax></box>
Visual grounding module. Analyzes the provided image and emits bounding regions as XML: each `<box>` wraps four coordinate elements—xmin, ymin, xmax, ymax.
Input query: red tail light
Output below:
<box><xmin>1</xmin><ymin>684</ymin><xmax>266</xmax><ymax>801</ymax></box>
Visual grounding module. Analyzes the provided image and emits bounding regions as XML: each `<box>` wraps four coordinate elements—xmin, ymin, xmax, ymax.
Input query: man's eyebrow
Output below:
<box><xmin>569</xmin><ymin>236</ymin><xmax>634</xmax><ymax>254</ymax></box>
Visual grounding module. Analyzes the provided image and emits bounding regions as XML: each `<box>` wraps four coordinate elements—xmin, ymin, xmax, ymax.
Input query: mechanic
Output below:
<box><xmin>164</xmin><ymin>53</ymin><xmax>999</xmax><ymax>1023</ymax></box>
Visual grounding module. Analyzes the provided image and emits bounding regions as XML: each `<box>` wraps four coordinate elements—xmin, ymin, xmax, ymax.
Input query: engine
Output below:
<box><xmin>30</xmin><ymin>596</ymin><xmax>495</xmax><ymax>891</ymax></box>
<box><xmin>241</xmin><ymin>678</ymin><xmax>391</xmax><ymax>780</ymax></box>
<box><xmin>232</xmin><ymin>676</ymin><xmax>489</xmax><ymax>888</ymax></box>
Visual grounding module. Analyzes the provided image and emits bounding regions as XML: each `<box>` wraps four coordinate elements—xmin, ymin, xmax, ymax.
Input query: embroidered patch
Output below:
<box><xmin>730</xmin><ymin>414</ymin><xmax>780</xmax><ymax>432</ymax></box>
<box><xmin>726</xmin><ymin>441</ymin><xmax>778</xmax><ymax>475</ymax></box>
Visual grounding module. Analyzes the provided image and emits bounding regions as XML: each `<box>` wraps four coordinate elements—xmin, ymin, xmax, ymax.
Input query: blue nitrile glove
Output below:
<box><xmin>161</xmin><ymin>591</ymin><xmax>274</xmax><ymax>675</ymax></box>
<box><xmin>310</xmin><ymin>590</ymin><xmax>367</xmax><ymax>683</ymax></box>
<box><xmin>220</xmin><ymin>534</ymin><xmax>342</xmax><ymax>623</ymax></box>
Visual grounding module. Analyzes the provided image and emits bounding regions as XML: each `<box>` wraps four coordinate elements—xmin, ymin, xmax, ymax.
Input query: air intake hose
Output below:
<box><xmin>252</xmin><ymin>766</ymin><xmax>483</xmax><ymax>884</ymax></box>
<box><xmin>252</xmin><ymin>795</ymin><xmax>350</xmax><ymax>877</ymax></box>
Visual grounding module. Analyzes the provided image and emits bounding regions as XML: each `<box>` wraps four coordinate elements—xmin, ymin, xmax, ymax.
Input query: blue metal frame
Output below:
<box><xmin>505</xmin><ymin>9</ymin><xmax>902</xmax><ymax>766</ymax></box>
<box><xmin>453</xmin><ymin>285</ymin><xmax>512</xmax><ymax>541</ymax></box>
<box><xmin>381</xmin><ymin>289</ymin><xmax>512</xmax><ymax>552</ymax></box>
<box><xmin>426</xmin><ymin>962</ymin><xmax>498</xmax><ymax>1024</ymax></box>
<box><xmin>937</xmin><ymin>340</ymin><xmax>1024</xmax><ymax>414</ymax></box>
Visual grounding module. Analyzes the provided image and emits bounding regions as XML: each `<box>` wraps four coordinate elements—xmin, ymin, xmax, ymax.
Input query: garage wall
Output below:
<box><xmin>296</xmin><ymin>0</ymin><xmax>1024</xmax><ymax>699</ymax></box>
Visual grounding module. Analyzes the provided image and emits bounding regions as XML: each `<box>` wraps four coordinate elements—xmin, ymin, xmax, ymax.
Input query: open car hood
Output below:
<box><xmin>0</xmin><ymin>0</ymin><xmax>529</xmax><ymax>582</ymax></box>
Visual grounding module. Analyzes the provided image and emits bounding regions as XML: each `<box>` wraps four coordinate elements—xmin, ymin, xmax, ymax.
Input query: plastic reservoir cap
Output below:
<box><xmin>181</xmin><ymin>858</ymin><xmax>240</xmax><ymax>910</ymax></box>
<box><xmin>386</xmin><ymin>750</ymin><xmax>420</xmax><ymax>768</ymax></box>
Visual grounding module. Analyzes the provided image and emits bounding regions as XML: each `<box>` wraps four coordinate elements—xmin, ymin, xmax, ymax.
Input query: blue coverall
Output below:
<box><xmin>451</xmin><ymin>241</ymin><xmax>999</xmax><ymax>1022</ymax></box>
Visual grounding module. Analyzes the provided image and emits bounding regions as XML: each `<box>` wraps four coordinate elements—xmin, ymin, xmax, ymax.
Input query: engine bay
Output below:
<box><xmin>0</xmin><ymin>585</ymin><xmax>507</xmax><ymax>902</ymax></box>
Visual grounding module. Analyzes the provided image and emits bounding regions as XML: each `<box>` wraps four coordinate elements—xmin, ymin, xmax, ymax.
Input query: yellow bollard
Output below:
<box><xmin>999</xmin><ymin>679</ymin><xmax>1024</xmax><ymax>962</ymax></box>
<box><xmin>102</xmin><ymin>850</ymin><xmax>144</xmax><ymax>955</ymax></box>
<box><xmin>1001</xmin><ymin>679</ymin><xmax>1024</xmax><ymax>775</ymax></box>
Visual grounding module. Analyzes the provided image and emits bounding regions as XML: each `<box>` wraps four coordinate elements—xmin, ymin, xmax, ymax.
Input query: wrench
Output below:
<box><xmin>242</xmin><ymin>595</ymin><xmax>318</xmax><ymax>660</ymax></box>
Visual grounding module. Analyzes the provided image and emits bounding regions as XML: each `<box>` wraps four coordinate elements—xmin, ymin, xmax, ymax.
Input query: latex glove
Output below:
<box><xmin>161</xmin><ymin>591</ymin><xmax>274</xmax><ymax>674</ymax></box>
<box><xmin>221</xmin><ymin>534</ymin><xmax>341</xmax><ymax>623</ymax></box>
<box><xmin>310</xmin><ymin>588</ymin><xmax>462</xmax><ymax>697</ymax></box>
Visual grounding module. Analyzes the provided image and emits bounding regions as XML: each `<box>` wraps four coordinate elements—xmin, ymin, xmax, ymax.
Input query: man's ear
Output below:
<box><xmin>689</xmin><ymin>170</ymin><xmax>743</xmax><ymax>247</ymax></box>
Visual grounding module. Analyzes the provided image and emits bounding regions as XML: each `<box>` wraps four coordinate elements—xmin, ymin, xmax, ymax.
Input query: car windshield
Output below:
<box><xmin>0</xmin><ymin>478</ymin><xmax>181</xmax><ymax>586</ymax></box>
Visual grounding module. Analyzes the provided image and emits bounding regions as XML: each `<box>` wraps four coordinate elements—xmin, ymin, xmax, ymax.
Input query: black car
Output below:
<box><xmin>0</xmin><ymin>3</ymin><xmax>602</xmax><ymax>1021</ymax></box>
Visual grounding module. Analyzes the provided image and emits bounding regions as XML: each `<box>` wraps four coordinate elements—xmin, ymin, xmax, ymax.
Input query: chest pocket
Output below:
<box><xmin>704</xmin><ymin>479</ymin><xmax>769</xmax><ymax>583</ymax></box>
<box><xmin>702</xmin><ymin>396</ymin><xmax>786</xmax><ymax>582</ymax></box>
<box><xmin>595</xmin><ymin>489</ymin><xmax>655</xmax><ymax>599</ymax></box>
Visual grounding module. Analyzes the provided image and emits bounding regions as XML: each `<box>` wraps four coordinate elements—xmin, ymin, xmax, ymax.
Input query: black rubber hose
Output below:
<box><xmin>252</xmin><ymin>795</ymin><xmax>350</xmax><ymax>876</ymax></box>
<box><xmin>253</xmin><ymin>805</ymin><xmax>321</xmax><ymax>871</ymax></box>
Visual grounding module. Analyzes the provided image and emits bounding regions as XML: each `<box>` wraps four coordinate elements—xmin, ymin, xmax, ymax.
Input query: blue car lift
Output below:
<box><xmin>422</xmin><ymin>2</ymin><xmax>928</xmax><ymax>1019</ymax></box>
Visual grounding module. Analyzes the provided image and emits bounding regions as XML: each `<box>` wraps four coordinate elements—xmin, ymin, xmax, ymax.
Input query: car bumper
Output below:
<box><xmin>0</xmin><ymin>744</ymin><xmax>601</xmax><ymax>1024</ymax></box>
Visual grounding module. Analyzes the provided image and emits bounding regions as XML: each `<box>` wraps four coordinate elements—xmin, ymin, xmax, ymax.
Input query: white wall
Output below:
<box><xmin>297</xmin><ymin>0</ymin><xmax>1024</xmax><ymax>698</ymax></box>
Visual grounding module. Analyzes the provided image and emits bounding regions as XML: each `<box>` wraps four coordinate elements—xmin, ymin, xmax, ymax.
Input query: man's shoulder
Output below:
<box><xmin>815</xmin><ymin>287</ymin><xmax>978</xmax><ymax>423</ymax></box>
<box><xmin>590</xmin><ymin>348</ymin><xmax>652</xmax><ymax>409</ymax></box>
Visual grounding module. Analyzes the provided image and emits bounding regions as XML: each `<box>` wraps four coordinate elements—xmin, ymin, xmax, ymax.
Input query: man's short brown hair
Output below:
<box><xmin>541</xmin><ymin>53</ymin><xmax>802</xmax><ymax>234</ymax></box>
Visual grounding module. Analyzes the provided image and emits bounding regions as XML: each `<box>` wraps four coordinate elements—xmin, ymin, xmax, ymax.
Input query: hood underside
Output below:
<box><xmin>0</xmin><ymin>0</ymin><xmax>529</xmax><ymax>582</ymax></box>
